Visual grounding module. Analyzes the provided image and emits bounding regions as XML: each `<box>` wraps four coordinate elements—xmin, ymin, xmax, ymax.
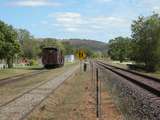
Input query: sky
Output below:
<box><xmin>0</xmin><ymin>0</ymin><xmax>160</xmax><ymax>42</ymax></box>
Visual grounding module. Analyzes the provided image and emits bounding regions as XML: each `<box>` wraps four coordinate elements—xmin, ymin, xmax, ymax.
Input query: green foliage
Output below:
<box><xmin>108</xmin><ymin>37</ymin><xmax>132</xmax><ymax>62</ymax></box>
<box><xmin>40</xmin><ymin>38</ymin><xmax>65</xmax><ymax>54</ymax></box>
<box><xmin>0</xmin><ymin>20</ymin><xmax>20</xmax><ymax>68</ymax></box>
<box><xmin>28</xmin><ymin>59</ymin><xmax>38</xmax><ymax>66</ymax></box>
<box><xmin>17</xmin><ymin>29</ymin><xmax>41</xmax><ymax>59</ymax></box>
<box><xmin>92</xmin><ymin>51</ymin><xmax>103</xmax><ymax>58</ymax></box>
<box><xmin>131</xmin><ymin>14</ymin><xmax>160</xmax><ymax>71</ymax></box>
<box><xmin>62</xmin><ymin>41</ymin><xmax>75</xmax><ymax>55</ymax></box>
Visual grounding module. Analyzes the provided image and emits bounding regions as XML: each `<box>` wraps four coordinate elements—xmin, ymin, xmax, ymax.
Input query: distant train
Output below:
<box><xmin>42</xmin><ymin>47</ymin><xmax>64</xmax><ymax>68</ymax></box>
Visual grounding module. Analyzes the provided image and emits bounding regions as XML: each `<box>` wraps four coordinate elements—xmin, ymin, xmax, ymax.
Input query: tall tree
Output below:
<box><xmin>108</xmin><ymin>37</ymin><xmax>132</xmax><ymax>62</ymax></box>
<box><xmin>131</xmin><ymin>14</ymin><xmax>160</xmax><ymax>71</ymax></box>
<box><xmin>62</xmin><ymin>41</ymin><xmax>75</xmax><ymax>55</ymax></box>
<box><xmin>0</xmin><ymin>20</ymin><xmax>20</xmax><ymax>68</ymax></box>
<box><xmin>17</xmin><ymin>29</ymin><xmax>41</xmax><ymax>59</ymax></box>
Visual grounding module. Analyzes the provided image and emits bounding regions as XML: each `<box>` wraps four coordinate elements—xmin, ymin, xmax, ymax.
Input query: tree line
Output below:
<box><xmin>108</xmin><ymin>13</ymin><xmax>160</xmax><ymax>72</ymax></box>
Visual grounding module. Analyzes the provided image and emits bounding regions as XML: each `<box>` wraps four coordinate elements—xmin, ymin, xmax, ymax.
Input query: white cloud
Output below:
<box><xmin>141</xmin><ymin>0</ymin><xmax>160</xmax><ymax>6</ymax></box>
<box><xmin>153</xmin><ymin>6</ymin><xmax>160</xmax><ymax>14</ymax></box>
<box><xmin>7</xmin><ymin>0</ymin><xmax>61</xmax><ymax>7</ymax></box>
<box><xmin>139</xmin><ymin>0</ymin><xmax>160</xmax><ymax>12</ymax></box>
<box><xmin>55</xmin><ymin>12</ymin><xmax>82</xmax><ymax>24</ymax></box>
<box><xmin>50</xmin><ymin>12</ymin><xmax>83</xmax><ymax>32</ymax></box>
<box><xmin>92</xmin><ymin>16</ymin><xmax>129</xmax><ymax>27</ymax></box>
<box><xmin>49</xmin><ymin>12</ymin><xmax>130</xmax><ymax>33</ymax></box>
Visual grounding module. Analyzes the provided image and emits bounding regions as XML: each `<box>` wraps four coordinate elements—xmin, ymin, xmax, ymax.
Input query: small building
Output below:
<box><xmin>65</xmin><ymin>55</ymin><xmax>75</xmax><ymax>63</ymax></box>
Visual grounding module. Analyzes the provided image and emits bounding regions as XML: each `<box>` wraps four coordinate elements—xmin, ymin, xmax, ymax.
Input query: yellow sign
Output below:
<box><xmin>77</xmin><ymin>49</ymin><xmax>86</xmax><ymax>60</ymax></box>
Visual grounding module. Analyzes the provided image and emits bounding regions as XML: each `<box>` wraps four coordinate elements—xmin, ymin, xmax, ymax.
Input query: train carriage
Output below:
<box><xmin>42</xmin><ymin>47</ymin><xmax>64</xmax><ymax>68</ymax></box>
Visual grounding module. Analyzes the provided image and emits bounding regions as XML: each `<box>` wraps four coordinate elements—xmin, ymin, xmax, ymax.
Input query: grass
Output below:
<box><xmin>0</xmin><ymin>68</ymin><xmax>34</xmax><ymax>79</ymax></box>
<box><xmin>0</xmin><ymin>62</ymin><xmax>77</xmax><ymax>80</ymax></box>
<box><xmin>144</xmin><ymin>71</ymin><xmax>160</xmax><ymax>78</ymax></box>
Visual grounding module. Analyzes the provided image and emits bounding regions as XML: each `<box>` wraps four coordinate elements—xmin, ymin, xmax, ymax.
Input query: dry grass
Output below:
<box><xmin>100</xmin><ymin>82</ymin><xmax>123</xmax><ymax>120</ymax></box>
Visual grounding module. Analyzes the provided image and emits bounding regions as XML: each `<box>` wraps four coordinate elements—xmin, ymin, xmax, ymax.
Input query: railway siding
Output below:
<box><xmin>0</xmin><ymin>65</ymin><xmax>78</xmax><ymax>120</ymax></box>
<box><xmin>98</xmin><ymin>62</ymin><xmax>160</xmax><ymax>120</ymax></box>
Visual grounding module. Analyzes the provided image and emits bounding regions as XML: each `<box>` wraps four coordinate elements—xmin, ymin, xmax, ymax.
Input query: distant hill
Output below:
<box><xmin>63</xmin><ymin>39</ymin><xmax>107</xmax><ymax>52</ymax></box>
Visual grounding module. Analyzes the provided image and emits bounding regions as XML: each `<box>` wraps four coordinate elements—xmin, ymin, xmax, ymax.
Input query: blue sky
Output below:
<box><xmin>0</xmin><ymin>0</ymin><xmax>160</xmax><ymax>42</ymax></box>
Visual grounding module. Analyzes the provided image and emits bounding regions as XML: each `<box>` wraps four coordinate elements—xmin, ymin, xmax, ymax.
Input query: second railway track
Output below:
<box><xmin>96</xmin><ymin>61</ymin><xmax>160</xmax><ymax>97</ymax></box>
<box><xmin>0</xmin><ymin>69</ymin><xmax>47</xmax><ymax>86</ymax></box>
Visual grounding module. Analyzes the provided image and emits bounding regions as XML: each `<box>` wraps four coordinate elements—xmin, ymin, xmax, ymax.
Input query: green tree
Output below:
<box><xmin>0</xmin><ymin>20</ymin><xmax>20</xmax><ymax>68</ymax></box>
<box><xmin>40</xmin><ymin>38</ymin><xmax>65</xmax><ymax>53</ymax></box>
<box><xmin>62</xmin><ymin>41</ymin><xmax>75</xmax><ymax>55</ymax></box>
<box><xmin>17</xmin><ymin>29</ymin><xmax>41</xmax><ymax>59</ymax></box>
<box><xmin>108</xmin><ymin>37</ymin><xmax>132</xmax><ymax>62</ymax></box>
<box><xmin>92</xmin><ymin>51</ymin><xmax>103</xmax><ymax>58</ymax></box>
<box><xmin>131</xmin><ymin>14</ymin><xmax>160</xmax><ymax>71</ymax></box>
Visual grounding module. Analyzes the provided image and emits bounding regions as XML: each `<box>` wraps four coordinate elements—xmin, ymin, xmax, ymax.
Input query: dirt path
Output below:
<box><xmin>27</xmin><ymin>68</ymin><xmax>123</xmax><ymax>120</ymax></box>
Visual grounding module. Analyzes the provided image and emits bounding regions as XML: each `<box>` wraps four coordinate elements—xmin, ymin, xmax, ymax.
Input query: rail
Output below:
<box><xmin>96</xmin><ymin>61</ymin><xmax>160</xmax><ymax>97</ymax></box>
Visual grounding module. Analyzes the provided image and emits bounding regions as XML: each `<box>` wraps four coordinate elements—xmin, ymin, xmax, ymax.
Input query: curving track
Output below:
<box><xmin>96</xmin><ymin>61</ymin><xmax>160</xmax><ymax>97</ymax></box>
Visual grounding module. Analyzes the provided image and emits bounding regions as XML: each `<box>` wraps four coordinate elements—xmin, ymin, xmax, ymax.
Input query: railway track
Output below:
<box><xmin>0</xmin><ymin>69</ymin><xmax>47</xmax><ymax>86</ymax></box>
<box><xmin>96</xmin><ymin>61</ymin><xmax>160</xmax><ymax>97</ymax></box>
<box><xmin>0</xmin><ymin>65</ymin><xmax>78</xmax><ymax>120</ymax></box>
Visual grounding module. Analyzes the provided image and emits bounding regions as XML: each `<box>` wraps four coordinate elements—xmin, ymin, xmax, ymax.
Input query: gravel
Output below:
<box><xmin>100</xmin><ymin>68</ymin><xmax>160</xmax><ymax>120</ymax></box>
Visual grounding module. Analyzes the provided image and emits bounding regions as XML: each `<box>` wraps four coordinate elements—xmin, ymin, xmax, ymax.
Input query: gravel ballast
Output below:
<box><xmin>100</xmin><ymin>68</ymin><xmax>160</xmax><ymax>120</ymax></box>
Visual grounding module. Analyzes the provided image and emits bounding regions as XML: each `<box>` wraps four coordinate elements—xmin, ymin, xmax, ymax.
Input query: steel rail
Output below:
<box><xmin>96</xmin><ymin>61</ymin><xmax>160</xmax><ymax>97</ymax></box>
<box><xmin>98</xmin><ymin>61</ymin><xmax>160</xmax><ymax>83</ymax></box>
